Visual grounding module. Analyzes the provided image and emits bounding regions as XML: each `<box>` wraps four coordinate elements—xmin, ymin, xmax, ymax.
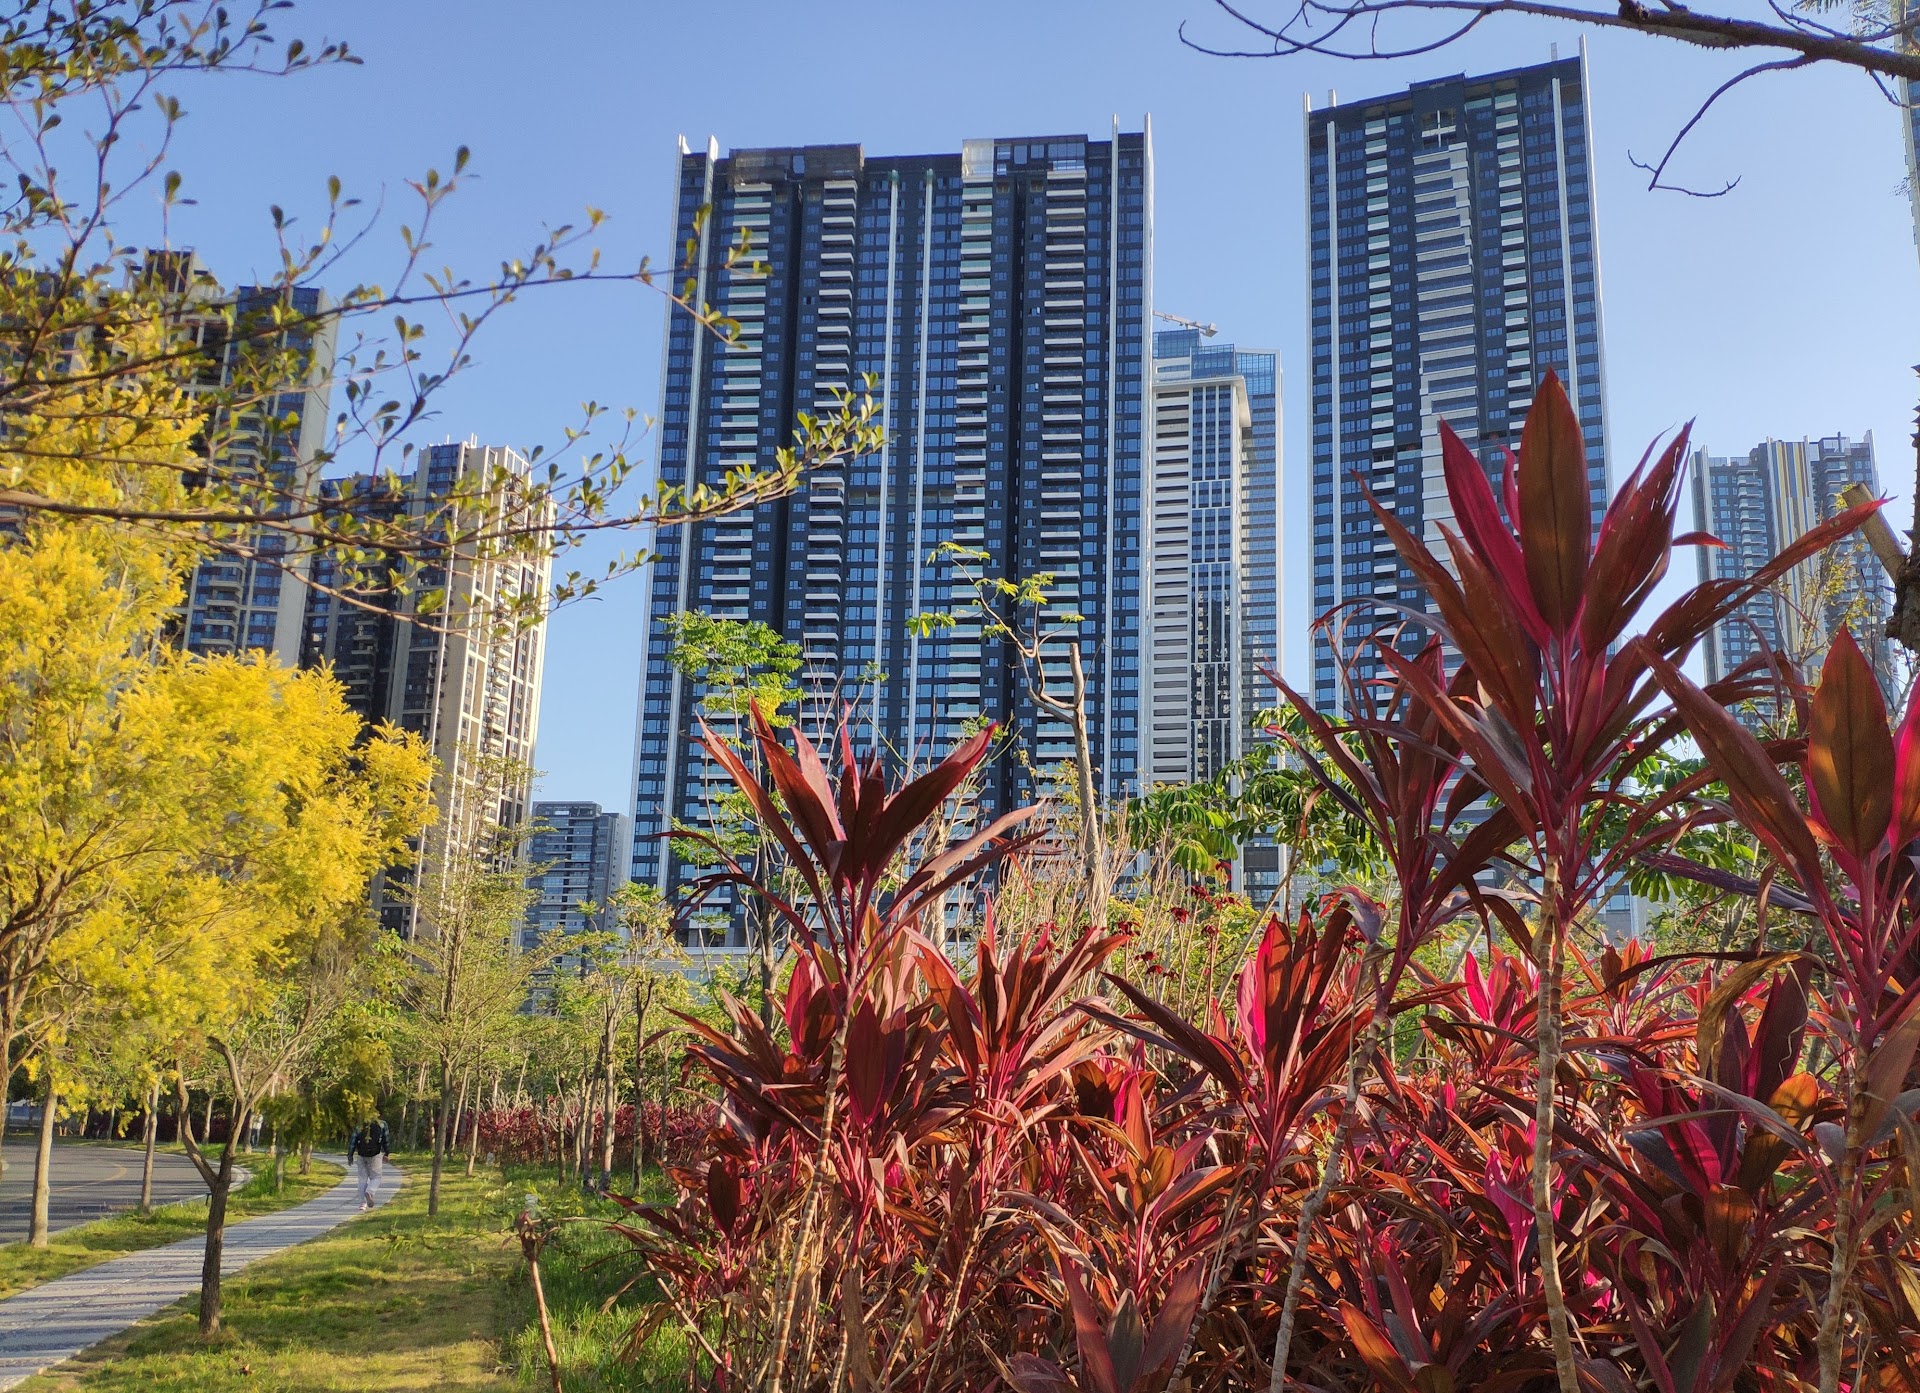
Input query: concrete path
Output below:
<box><xmin>0</xmin><ymin>1143</ymin><xmax>208</xmax><ymax>1238</ymax></box>
<box><xmin>0</xmin><ymin>1153</ymin><xmax>400</xmax><ymax>1390</ymax></box>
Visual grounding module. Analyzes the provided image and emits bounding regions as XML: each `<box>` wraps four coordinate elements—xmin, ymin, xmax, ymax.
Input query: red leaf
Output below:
<box><xmin>1645</xmin><ymin>651</ymin><xmax>1823</xmax><ymax>888</ymax></box>
<box><xmin>1061</xmin><ymin>1263</ymin><xmax>1121</xmax><ymax>1393</ymax></box>
<box><xmin>1440</xmin><ymin>421</ymin><xmax>1545</xmax><ymax>642</ymax></box>
<box><xmin>749</xmin><ymin>705</ymin><xmax>846</xmax><ymax>871</ymax></box>
<box><xmin>1580</xmin><ymin>429</ymin><xmax>1687</xmax><ymax>653</ymax></box>
<box><xmin>1517</xmin><ymin>372</ymin><xmax>1591</xmax><ymax>635</ymax></box>
<box><xmin>1338</xmin><ymin>1302</ymin><xmax>1419</xmax><ymax>1393</ymax></box>
<box><xmin>705</xmin><ymin>1160</ymin><xmax>741</xmax><ymax>1234</ymax></box>
<box><xmin>1806</xmin><ymin>628</ymin><xmax>1892</xmax><ymax>865</ymax></box>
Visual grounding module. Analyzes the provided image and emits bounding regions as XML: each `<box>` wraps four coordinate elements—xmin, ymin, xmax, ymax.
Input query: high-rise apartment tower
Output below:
<box><xmin>1147</xmin><ymin>329</ymin><xmax>1283</xmax><ymax>896</ymax></box>
<box><xmin>1146</xmin><ymin>329</ymin><xmax>1281</xmax><ymax>785</ymax></box>
<box><xmin>1305</xmin><ymin>53</ymin><xmax>1609</xmax><ymax>707</ymax></box>
<box><xmin>524</xmin><ymin>802</ymin><xmax>630</xmax><ymax>951</ymax></box>
<box><xmin>1692</xmin><ymin>433</ymin><xmax>1896</xmax><ymax>702</ymax></box>
<box><xmin>302</xmin><ymin>442</ymin><xmax>551</xmax><ymax>932</ymax></box>
<box><xmin>631</xmin><ymin>129</ymin><xmax>1153</xmax><ymax>939</ymax></box>
<box><xmin>139</xmin><ymin>251</ymin><xmax>336</xmax><ymax>663</ymax></box>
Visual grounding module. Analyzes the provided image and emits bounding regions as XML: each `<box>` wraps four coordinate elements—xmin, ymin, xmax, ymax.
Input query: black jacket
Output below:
<box><xmin>351</xmin><ymin>1120</ymin><xmax>390</xmax><ymax>1159</ymax></box>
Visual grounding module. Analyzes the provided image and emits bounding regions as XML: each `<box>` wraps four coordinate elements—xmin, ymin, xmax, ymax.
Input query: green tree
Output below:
<box><xmin>663</xmin><ymin>611</ymin><xmax>802</xmax><ymax>1020</ymax></box>
<box><xmin>402</xmin><ymin>752</ymin><xmax>546</xmax><ymax>1217</ymax></box>
<box><xmin>911</xmin><ymin>543</ymin><xmax>1110</xmax><ymax>920</ymax></box>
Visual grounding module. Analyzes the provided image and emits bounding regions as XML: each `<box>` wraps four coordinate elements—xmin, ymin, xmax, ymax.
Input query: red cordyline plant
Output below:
<box><xmin>1369</xmin><ymin>373</ymin><xmax>1873</xmax><ymax>1392</ymax></box>
<box><xmin>1654</xmin><ymin>629</ymin><xmax>1920</xmax><ymax>1393</ymax></box>
<box><xmin>1252</xmin><ymin>633</ymin><xmax>1517</xmax><ymax>1390</ymax></box>
<box><xmin>1085</xmin><ymin>897</ymin><xmax>1370</xmax><ymax>1390</ymax></box>
<box><xmin>622</xmin><ymin>707</ymin><xmax>1144</xmax><ymax>1389</ymax></box>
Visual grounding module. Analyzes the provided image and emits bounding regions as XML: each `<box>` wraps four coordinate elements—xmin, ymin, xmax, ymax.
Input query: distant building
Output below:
<box><xmin>1148</xmin><ymin>328</ymin><xmax>1284</xmax><ymax>900</ymax></box>
<box><xmin>524</xmin><ymin>802</ymin><xmax>630</xmax><ymax>952</ymax></box>
<box><xmin>1305</xmin><ymin>53</ymin><xmax>1609</xmax><ymax>710</ymax></box>
<box><xmin>631</xmin><ymin>129</ymin><xmax>1153</xmax><ymax>942</ymax></box>
<box><xmin>302</xmin><ymin>442</ymin><xmax>551</xmax><ymax>932</ymax></box>
<box><xmin>1692</xmin><ymin>433</ymin><xmax>1896</xmax><ymax>703</ymax></box>
<box><xmin>137</xmin><ymin>251</ymin><xmax>337</xmax><ymax>664</ymax></box>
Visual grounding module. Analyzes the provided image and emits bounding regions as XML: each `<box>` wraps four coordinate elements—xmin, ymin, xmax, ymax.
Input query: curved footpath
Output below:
<box><xmin>0</xmin><ymin>1154</ymin><xmax>401</xmax><ymax>1390</ymax></box>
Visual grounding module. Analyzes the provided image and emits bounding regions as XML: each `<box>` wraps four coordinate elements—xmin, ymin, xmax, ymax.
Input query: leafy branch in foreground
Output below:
<box><xmin>0</xmin><ymin>0</ymin><xmax>883</xmax><ymax>633</ymax></box>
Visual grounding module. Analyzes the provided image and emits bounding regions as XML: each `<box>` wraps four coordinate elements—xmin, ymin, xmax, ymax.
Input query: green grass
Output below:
<box><xmin>494</xmin><ymin>1165</ymin><xmax>687</xmax><ymax>1393</ymax></box>
<box><xmin>0</xmin><ymin>1153</ymin><xmax>344</xmax><ymax>1301</ymax></box>
<box><xmin>11</xmin><ymin>1156</ymin><xmax>690</xmax><ymax>1392</ymax></box>
<box><xmin>17</xmin><ymin>1158</ymin><xmax>519</xmax><ymax>1392</ymax></box>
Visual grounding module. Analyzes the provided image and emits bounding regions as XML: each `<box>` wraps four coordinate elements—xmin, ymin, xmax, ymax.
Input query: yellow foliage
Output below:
<box><xmin>0</xmin><ymin>365</ymin><xmax>436</xmax><ymax>1081</ymax></box>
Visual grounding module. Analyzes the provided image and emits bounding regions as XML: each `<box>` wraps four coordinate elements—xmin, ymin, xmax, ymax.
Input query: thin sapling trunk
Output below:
<box><xmin>27</xmin><ymin>1073</ymin><xmax>55</xmax><ymax>1248</ymax></box>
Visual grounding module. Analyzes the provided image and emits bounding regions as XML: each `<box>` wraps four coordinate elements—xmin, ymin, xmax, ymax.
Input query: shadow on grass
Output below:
<box><xmin>16</xmin><ymin>1160</ymin><xmax>691</xmax><ymax>1392</ymax></box>
<box><xmin>17</xmin><ymin>1163</ymin><xmax>516</xmax><ymax>1392</ymax></box>
<box><xmin>0</xmin><ymin>1162</ymin><xmax>343</xmax><ymax>1301</ymax></box>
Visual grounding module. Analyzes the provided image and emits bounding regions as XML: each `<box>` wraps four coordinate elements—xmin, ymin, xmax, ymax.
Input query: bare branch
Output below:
<box><xmin>1196</xmin><ymin>0</ymin><xmax>1920</xmax><ymax>78</ymax></box>
<box><xmin>1627</xmin><ymin>56</ymin><xmax>1812</xmax><ymax>194</ymax></box>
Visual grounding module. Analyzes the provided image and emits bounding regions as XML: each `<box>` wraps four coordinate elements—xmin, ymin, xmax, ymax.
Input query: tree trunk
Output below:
<box><xmin>450</xmin><ymin>1068</ymin><xmax>471</xmax><ymax>1161</ymax></box>
<box><xmin>465</xmin><ymin>1077</ymin><xmax>483</xmax><ymax>1178</ymax></box>
<box><xmin>198</xmin><ymin>1128</ymin><xmax>242</xmax><ymax>1335</ymax></box>
<box><xmin>632</xmin><ymin>985</ymin><xmax>652</xmax><ymax>1192</ymax></box>
<box><xmin>0</xmin><ymin>1033</ymin><xmax>12</xmax><ymax>1181</ymax></box>
<box><xmin>428</xmin><ymin>1056</ymin><xmax>452</xmax><ymax>1218</ymax></box>
<box><xmin>139</xmin><ymin>1079</ymin><xmax>160</xmax><ymax>1215</ymax></box>
<box><xmin>201</xmin><ymin>1089</ymin><xmax>214</xmax><ymax>1144</ymax></box>
<box><xmin>572</xmin><ymin>1072</ymin><xmax>594</xmax><ymax>1183</ymax></box>
<box><xmin>28</xmin><ymin>1073</ymin><xmax>56</xmax><ymax>1247</ymax></box>
<box><xmin>1532</xmin><ymin>861</ymin><xmax>1581</xmax><ymax>1393</ymax></box>
<box><xmin>599</xmin><ymin>1007</ymin><xmax>619</xmax><ymax>1189</ymax></box>
<box><xmin>1063</xmin><ymin>643</ymin><xmax>1108</xmax><ymax>925</ymax></box>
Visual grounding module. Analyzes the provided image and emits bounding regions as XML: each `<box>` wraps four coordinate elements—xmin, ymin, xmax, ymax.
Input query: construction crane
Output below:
<box><xmin>1152</xmin><ymin>311</ymin><xmax>1217</xmax><ymax>337</ymax></box>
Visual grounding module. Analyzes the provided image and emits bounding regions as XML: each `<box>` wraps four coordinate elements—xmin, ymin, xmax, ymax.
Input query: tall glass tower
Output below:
<box><xmin>1146</xmin><ymin>330</ymin><xmax>1281</xmax><ymax>783</ymax></box>
<box><xmin>631</xmin><ymin>129</ymin><xmax>1153</xmax><ymax>936</ymax></box>
<box><xmin>1692</xmin><ymin>433</ymin><xmax>1896</xmax><ymax>704</ymax></box>
<box><xmin>1305</xmin><ymin>53</ymin><xmax>1609</xmax><ymax>707</ymax></box>
<box><xmin>1149</xmin><ymin>328</ymin><xmax>1283</xmax><ymax>900</ymax></box>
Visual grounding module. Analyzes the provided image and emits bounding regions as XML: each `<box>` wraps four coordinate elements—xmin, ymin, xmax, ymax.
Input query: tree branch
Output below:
<box><xmin>1195</xmin><ymin>0</ymin><xmax>1920</xmax><ymax>79</ymax></box>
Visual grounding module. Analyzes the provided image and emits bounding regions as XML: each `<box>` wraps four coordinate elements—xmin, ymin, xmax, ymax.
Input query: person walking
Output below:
<box><xmin>350</xmin><ymin>1115</ymin><xmax>390</xmax><ymax>1211</ymax></box>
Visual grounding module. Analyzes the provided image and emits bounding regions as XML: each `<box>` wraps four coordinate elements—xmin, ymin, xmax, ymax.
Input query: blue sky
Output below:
<box><xmin>144</xmin><ymin>1</ymin><xmax>1920</xmax><ymax>811</ymax></box>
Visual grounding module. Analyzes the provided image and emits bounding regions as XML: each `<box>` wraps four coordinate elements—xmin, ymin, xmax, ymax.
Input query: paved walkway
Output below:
<box><xmin>0</xmin><ymin>1154</ymin><xmax>400</xmax><ymax>1390</ymax></box>
<box><xmin>0</xmin><ymin>1143</ymin><xmax>209</xmax><ymax>1237</ymax></box>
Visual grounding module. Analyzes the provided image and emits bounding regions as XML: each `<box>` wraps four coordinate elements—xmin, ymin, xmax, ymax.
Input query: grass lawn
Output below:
<box><xmin>10</xmin><ymin>1156</ymin><xmax>689</xmax><ymax>1392</ymax></box>
<box><xmin>494</xmin><ymin>1165</ymin><xmax>689</xmax><ymax>1392</ymax></box>
<box><xmin>16</xmin><ymin>1157</ymin><xmax>520</xmax><ymax>1392</ymax></box>
<box><xmin>0</xmin><ymin>1152</ymin><xmax>344</xmax><ymax>1301</ymax></box>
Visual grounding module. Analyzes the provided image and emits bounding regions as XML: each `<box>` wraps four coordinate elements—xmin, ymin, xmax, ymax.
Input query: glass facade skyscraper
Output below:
<box><xmin>1693</xmin><ymin>433</ymin><xmax>1896</xmax><ymax>703</ymax></box>
<box><xmin>1148</xmin><ymin>328</ymin><xmax>1283</xmax><ymax>900</ymax></box>
<box><xmin>524</xmin><ymin>802</ymin><xmax>630</xmax><ymax>951</ymax></box>
<box><xmin>1306</xmin><ymin>54</ymin><xmax>1609</xmax><ymax>708</ymax></box>
<box><xmin>139</xmin><ymin>251</ymin><xmax>337</xmax><ymax>663</ymax></box>
<box><xmin>631</xmin><ymin>129</ymin><xmax>1153</xmax><ymax>938</ymax></box>
<box><xmin>1147</xmin><ymin>329</ymin><xmax>1281</xmax><ymax>787</ymax></box>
